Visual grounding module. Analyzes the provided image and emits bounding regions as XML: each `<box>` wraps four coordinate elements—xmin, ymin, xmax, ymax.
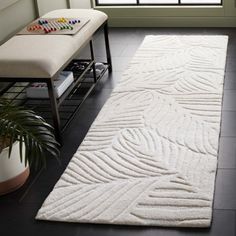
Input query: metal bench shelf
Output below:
<box><xmin>0</xmin><ymin>58</ymin><xmax>109</xmax><ymax>136</ymax></box>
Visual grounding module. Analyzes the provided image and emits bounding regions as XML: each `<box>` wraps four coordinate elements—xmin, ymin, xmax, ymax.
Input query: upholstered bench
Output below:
<box><xmin>0</xmin><ymin>9</ymin><xmax>112</xmax><ymax>142</ymax></box>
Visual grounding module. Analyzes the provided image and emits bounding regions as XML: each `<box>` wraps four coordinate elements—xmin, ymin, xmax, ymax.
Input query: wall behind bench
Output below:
<box><xmin>0</xmin><ymin>0</ymin><xmax>36</xmax><ymax>44</ymax></box>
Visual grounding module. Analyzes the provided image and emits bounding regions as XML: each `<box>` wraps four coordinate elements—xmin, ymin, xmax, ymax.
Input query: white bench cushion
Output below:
<box><xmin>0</xmin><ymin>9</ymin><xmax>107</xmax><ymax>78</ymax></box>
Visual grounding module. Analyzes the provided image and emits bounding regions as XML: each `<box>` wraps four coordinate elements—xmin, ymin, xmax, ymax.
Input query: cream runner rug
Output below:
<box><xmin>36</xmin><ymin>35</ymin><xmax>228</xmax><ymax>227</ymax></box>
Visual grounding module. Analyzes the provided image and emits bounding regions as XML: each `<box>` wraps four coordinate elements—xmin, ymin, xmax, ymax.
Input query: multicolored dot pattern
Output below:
<box><xmin>27</xmin><ymin>18</ymin><xmax>81</xmax><ymax>34</ymax></box>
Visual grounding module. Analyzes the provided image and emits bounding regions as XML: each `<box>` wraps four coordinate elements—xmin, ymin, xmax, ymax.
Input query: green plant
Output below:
<box><xmin>0</xmin><ymin>99</ymin><xmax>60</xmax><ymax>170</ymax></box>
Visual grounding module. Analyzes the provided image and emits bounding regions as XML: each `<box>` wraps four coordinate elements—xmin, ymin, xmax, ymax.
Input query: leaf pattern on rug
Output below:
<box><xmin>36</xmin><ymin>35</ymin><xmax>228</xmax><ymax>227</ymax></box>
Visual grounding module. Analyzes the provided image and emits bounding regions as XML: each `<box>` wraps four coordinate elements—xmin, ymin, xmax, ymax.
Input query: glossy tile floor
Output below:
<box><xmin>1</xmin><ymin>28</ymin><xmax>236</xmax><ymax>236</ymax></box>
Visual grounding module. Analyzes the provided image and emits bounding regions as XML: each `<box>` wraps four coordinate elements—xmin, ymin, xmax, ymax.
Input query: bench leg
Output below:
<box><xmin>89</xmin><ymin>40</ymin><xmax>97</xmax><ymax>83</ymax></box>
<box><xmin>46</xmin><ymin>79</ymin><xmax>62</xmax><ymax>143</ymax></box>
<box><xmin>104</xmin><ymin>22</ymin><xmax>112</xmax><ymax>73</ymax></box>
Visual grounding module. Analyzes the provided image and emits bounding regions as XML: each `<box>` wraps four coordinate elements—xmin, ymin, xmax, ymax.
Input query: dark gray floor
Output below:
<box><xmin>1</xmin><ymin>27</ymin><xmax>236</xmax><ymax>236</ymax></box>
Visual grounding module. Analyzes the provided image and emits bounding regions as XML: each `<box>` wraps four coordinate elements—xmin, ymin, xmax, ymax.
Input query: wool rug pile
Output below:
<box><xmin>36</xmin><ymin>35</ymin><xmax>228</xmax><ymax>227</ymax></box>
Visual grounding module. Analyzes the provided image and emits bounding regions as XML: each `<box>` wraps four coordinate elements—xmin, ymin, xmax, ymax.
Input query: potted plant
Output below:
<box><xmin>0</xmin><ymin>99</ymin><xmax>60</xmax><ymax>195</ymax></box>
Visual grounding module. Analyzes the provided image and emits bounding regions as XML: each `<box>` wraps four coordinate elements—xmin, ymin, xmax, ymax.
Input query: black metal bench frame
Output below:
<box><xmin>0</xmin><ymin>21</ymin><xmax>112</xmax><ymax>143</ymax></box>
